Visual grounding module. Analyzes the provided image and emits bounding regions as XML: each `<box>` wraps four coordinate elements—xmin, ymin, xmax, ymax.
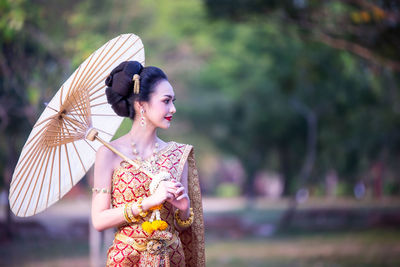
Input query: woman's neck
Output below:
<box><xmin>129</xmin><ymin>120</ymin><xmax>158</xmax><ymax>152</ymax></box>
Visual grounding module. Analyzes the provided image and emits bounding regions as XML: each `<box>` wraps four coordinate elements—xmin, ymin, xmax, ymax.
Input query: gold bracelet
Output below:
<box><xmin>124</xmin><ymin>203</ymin><xmax>132</xmax><ymax>223</ymax></box>
<box><xmin>174</xmin><ymin>208</ymin><xmax>194</xmax><ymax>228</ymax></box>
<box><xmin>137</xmin><ymin>197</ymin><xmax>148</xmax><ymax>218</ymax></box>
<box><xmin>126</xmin><ymin>202</ymin><xmax>139</xmax><ymax>223</ymax></box>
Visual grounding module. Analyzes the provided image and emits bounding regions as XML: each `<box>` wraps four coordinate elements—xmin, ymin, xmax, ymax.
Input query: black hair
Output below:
<box><xmin>105</xmin><ymin>61</ymin><xmax>168</xmax><ymax>119</ymax></box>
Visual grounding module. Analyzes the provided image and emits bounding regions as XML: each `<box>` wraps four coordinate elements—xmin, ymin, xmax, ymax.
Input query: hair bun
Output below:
<box><xmin>105</xmin><ymin>87</ymin><xmax>130</xmax><ymax>117</ymax></box>
<box><xmin>105</xmin><ymin>61</ymin><xmax>143</xmax><ymax>97</ymax></box>
<box><xmin>105</xmin><ymin>61</ymin><xmax>144</xmax><ymax>118</ymax></box>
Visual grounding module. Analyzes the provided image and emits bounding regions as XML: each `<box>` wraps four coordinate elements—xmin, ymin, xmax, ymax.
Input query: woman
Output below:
<box><xmin>91</xmin><ymin>61</ymin><xmax>205</xmax><ymax>267</ymax></box>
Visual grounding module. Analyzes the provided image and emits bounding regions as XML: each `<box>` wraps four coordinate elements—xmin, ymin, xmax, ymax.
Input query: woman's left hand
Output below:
<box><xmin>166</xmin><ymin>179</ymin><xmax>190</xmax><ymax>211</ymax></box>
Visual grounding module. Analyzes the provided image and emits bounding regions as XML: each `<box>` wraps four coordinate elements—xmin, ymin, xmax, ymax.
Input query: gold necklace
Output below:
<box><xmin>131</xmin><ymin>141</ymin><xmax>160</xmax><ymax>173</ymax></box>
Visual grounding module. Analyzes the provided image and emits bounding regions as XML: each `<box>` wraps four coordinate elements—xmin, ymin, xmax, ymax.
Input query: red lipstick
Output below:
<box><xmin>165</xmin><ymin>116</ymin><xmax>172</xmax><ymax>121</ymax></box>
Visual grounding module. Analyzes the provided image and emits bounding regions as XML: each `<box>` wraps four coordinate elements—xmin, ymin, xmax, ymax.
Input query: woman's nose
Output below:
<box><xmin>170</xmin><ymin>103</ymin><xmax>176</xmax><ymax>114</ymax></box>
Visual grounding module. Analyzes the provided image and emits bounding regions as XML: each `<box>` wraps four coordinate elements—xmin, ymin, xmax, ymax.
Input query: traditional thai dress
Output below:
<box><xmin>106</xmin><ymin>142</ymin><xmax>205</xmax><ymax>267</ymax></box>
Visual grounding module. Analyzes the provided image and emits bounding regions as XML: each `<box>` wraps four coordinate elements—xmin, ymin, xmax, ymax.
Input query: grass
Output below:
<box><xmin>205</xmin><ymin>228</ymin><xmax>400</xmax><ymax>267</ymax></box>
<box><xmin>1</xmin><ymin>197</ymin><xmax>400</xmax><ymax>266</ymax></box>
<box><xmin>1</xmin><ymin>228</ymin><xmax>399</xmax><ymax>266</ymax></box>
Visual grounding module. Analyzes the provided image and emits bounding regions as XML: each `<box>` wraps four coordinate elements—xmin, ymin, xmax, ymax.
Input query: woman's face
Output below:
<box><xmin>143</xmin><ymin>80</ymin><xmax>176</xmax><ymax>129</ymax></box>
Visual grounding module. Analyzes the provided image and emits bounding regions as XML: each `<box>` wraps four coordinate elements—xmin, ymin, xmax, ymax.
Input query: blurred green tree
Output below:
<box><xmin>203</xmin><ymin>0</ymin><xmax>400</xmax><ymax>72</ymax></box>
<box><xmin>183</xmin><ymin>2</ymin><xmax>400</xmax><ymax>197</ymax></box>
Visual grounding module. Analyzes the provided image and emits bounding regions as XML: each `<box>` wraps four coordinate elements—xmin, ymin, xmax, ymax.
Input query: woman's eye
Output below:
<box><xmin>163</xmin><ymin>99</ymin><xmax>169</xmax><ymax>104</ymax></box>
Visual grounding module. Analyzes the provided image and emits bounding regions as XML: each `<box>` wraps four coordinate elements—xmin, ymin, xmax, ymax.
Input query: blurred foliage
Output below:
<box><xmin>216</xmin><ymin>182</ymin><xmax>240</xmax><ymax>198</ymax></box>
<box><xmin>204</xmin><ymin>0</ymin><xmax>400</xmax><ymax>72</ymax></box>
<box><xmin>1</xmin><ymin>0</ymin><xmax>399</xmax><ymax>198</ymax></box>
<box><xmin>0</xmin><ymin>0</ymin><xmax>69</xmax><ymax>188</ymax></box>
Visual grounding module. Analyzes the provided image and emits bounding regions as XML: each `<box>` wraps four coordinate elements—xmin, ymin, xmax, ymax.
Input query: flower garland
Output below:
<box><xmin>142</xmin><ymin>205</ymin><xmax>168</xmax><ymax>234</ymax></box>
<box><xmin>142</xmin><ymin>171</ymin><xmax>171</xmax><ymax>234</ymax></box>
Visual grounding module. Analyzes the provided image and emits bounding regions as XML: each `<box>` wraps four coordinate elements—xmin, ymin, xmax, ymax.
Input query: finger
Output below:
<box><xmin>176</xmin><ymin>194</ymin><xmax>188</xmax><ymax>201</ymax></box>
<box><xmin>175</xmin><ymin>187</ymin><xmax>185</xmax><ymax>195</ymax></box>
<box><xmin>174</xmin><ymin>182</ymin><xmax>183</xmax><ymax>188</ymax></box>
<box><xmin>166</xmin><ymin>187</ymin><xmax>177</xmax><ymax>194</ymax></box>
<box><xmin>167</xmin><ymin>186</ymin><xmax>178</xmax><ymax>192</ymax></box>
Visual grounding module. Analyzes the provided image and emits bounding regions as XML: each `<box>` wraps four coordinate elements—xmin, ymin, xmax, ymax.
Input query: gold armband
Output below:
<box><xmin>92</xmin><ymin>188</ymin><xmax>111</xmax><ymax>194</ymax></box>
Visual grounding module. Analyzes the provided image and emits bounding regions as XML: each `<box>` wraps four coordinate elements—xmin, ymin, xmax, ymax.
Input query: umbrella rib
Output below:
<box><xmin>78</xmin><ymin>35</ymin><xmax>125</xmax><ymax>96</ymax></box>
<box><xmin>46</xmin><ymin>105</ymin><xmax>59</xmax><ymax>113</ymax></box>
<box><xmin>14</xmin><ymin>123</ymin><xmax>50</xmax><ymax>171</ymax></box>
<box><xmin>63</xmin><ymin>121</ymin><xmax>88</xmax><ymax>174</ymax></box>
<box><xmin>89</xmin><ymin>92</ymin><xmax>105</xmax><ymax>102</ymax></box>
<box><xmin>88</xmin><ymin>43</ymin><xmax>143</xmax><ymax>97</ymax></box>
<box><xmin>61</xmin><ymin>125</ymin><xmax>74</xmax><ymax>187</ymax></box>
<box><xmin>62</xmin><ymin>114</ymin><xmax>85</xmax><ymax>135</ymax></box>
<box><xmin>60</xmin><ymin>85</ymin><xmax>64</xmax><ymax>108</ymax></box>
<box><xmin>66</xmin><ymin>65</ymin><xmax>82</xmax><ymax>100</ymax></box>
<box><xmin>84</xmin><ymin>139</ymin><xmax>97</xmax><ymax>153</ymax></box>
<box><xmin>85</xmin><ymin>35</ymin><xmax>139</xmax><ymax>96</ymax></box>
<box><xmin>61</xmin><ymin>116</ymin><xmax>82</xmax><ymax>134</ymax></box>
<box><xmin>58</xmin><ymin>143</ymin><xmax>61</xmax><ymax>199</ymax></box>
<box><xmin>15</xmin><ymin>141</ymin><xmax>48</xmax><ymax>215</ymax></box>
<box><xmin>70</xmin><ymin>90</ymin><xmax>88</xmax><ymax>126</ymax></box>
<box><xmin>33</xmin><ymin>116</ymin><xmax>57</xmax><ymax>129</ymax></box>
<box><xmin>21</xmin><ymin>117</ymin><xmax>56</xmax><ymax>151</ymax></box>
<box><xmin>32</xmin><ymin>145</ymin><xmax>53</xmax><ymax>214</ymax></box>
<box><xmin>90</xmin><ymin>102</ymin><xmax>108</xmax><ymax>108</ymax></box>
<box><xmin>91</xmin><ymin>113</ymin><xmax>120</xmax><ymax>116</ymax></box>
<box><xmin>87</xmin><ymin>54</ymin><xmax>143</xmax><ymax>97</ymax></box>
<box><xmin>72</xmin><ymin>34</ymin><xmax>115</xmax><ymax>96</ymax></box>
<box><xmin>126</xmin><ymin>48</ymin><xmax>145</xmax><ymax>63</ymax></box>
<box><xmin>72</xmin><ymin>141</ymin><xmax>87</xmax><ymax>174</ymax></box>
<box><xmin>96</xmin><ymin>128</ymin><xmax>114</xmax><ymax>137</ymax></box>
<box><xmin>64</xmin><ymin>143</ymin><xmax>74</xmax><ymax>187</ymax></box>
<box><xmin>71</xmin><ymin>37</ymin><xmax>112</xmax><ymax>99</ymax></box>
<box><xmin>24</xmin><ymin>145</ymin><xmax>51</xmax><ymax>216</ymax></box>
<box><xmin>72</xmin><ymin>86</ymin><xmax>91</xmax><ymax>128</ymax></box>
<box><xmin>64</xmin><ymin>90</ymin><xmax>91</xmax><ymax>131</ymax></box>
<box><xmin>62</xmin><ymin>115</ymin><xmax>86</xmax><ymax>134</ymax></box>
<box><xmin>69</xmin><ymin>52</ymin><xmax>95</xmax><ymax>97</ymax></box>
<box><xmin>11</xmin><ymin>135</ymin><xmax>46</xmax><ymax>192</ymax></box>
<box><xmin>46</xmin><ymin>146</ymin><xmax>56</xmax><ymax>208</ymax></box>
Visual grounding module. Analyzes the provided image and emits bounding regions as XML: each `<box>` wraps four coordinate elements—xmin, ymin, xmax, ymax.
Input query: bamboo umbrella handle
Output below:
<box><xmin>86</xmin><ymin>128</ymin><xmax>160</xmax><ymax>179</ymax></box>
<box><xmin>86</xmin><ymin>128</ymin><xmax>139</xmax><ymax>168</ymax></box>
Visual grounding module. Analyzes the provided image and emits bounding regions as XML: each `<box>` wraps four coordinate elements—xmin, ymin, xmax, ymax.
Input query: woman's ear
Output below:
<box><xmin>133</xmin><ymin>101</ymin><xmax>143</xmax><ymax>112</ymax></box>
<box><xmin>135</xmin><ymin>100</ymin><xmax>150</xmax><ymax>113</ymax></box>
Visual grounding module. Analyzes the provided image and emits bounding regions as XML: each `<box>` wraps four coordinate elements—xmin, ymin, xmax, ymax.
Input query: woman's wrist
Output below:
<box><xmin>141</xmin><ymin>195</ymin><xmax>158</xmax><ymax>211</ymax></box>
<box><xmin>178</xmin><ymin>205</ymin><xmax>191</xmax><ymax>220</ymax></box>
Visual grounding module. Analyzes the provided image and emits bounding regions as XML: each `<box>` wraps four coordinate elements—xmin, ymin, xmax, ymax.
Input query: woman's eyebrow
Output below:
<box><xmin>163</xmin><ymin>95</ymin><xmax>176</xmax><ymax>100</ymax></box>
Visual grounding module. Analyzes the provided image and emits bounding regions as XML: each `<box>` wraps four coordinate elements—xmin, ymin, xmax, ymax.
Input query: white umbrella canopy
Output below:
<box><xmin>9</xmin><ymin>33</ymin><xmax>145</xmax><ymax>217</ymax></box>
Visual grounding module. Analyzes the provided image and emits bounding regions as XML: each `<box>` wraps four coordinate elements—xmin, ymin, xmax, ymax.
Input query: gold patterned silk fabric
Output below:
<box><xmin>106</xmin><ymin>142</ymin><xmax>205</xmax><ymax>267</ymax></box>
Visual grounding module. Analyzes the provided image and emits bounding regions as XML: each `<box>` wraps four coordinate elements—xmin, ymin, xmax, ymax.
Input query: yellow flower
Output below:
<box><xmin>142</xmin><ymin>221</ymin><xmax>154</xmax><ymax>234</ymax></box>
<box><xmin>149</xmin><ymin>204</ymin><xmax>163</xmax><ymax>211</ymax></box>
<box><xmin>158</xmin><ymin>220</ymin><xmax>168</xmax><ymax>230</ymax></box>
<box><xmin>152</xmin><ymin>220</ymin><xmax>168</xmax><ymax>231</ymax></box>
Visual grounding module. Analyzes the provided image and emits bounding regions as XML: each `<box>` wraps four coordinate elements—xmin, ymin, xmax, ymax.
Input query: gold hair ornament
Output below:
<box><xmin>133</xmin><ymin>74</ymin><xmax>140</xmax><ymax>94</ymax></box>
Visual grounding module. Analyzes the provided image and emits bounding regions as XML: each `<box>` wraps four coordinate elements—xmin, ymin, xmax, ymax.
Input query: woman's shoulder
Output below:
<box><xmin>167</xmin><ymin>140</ymin><xmax>193</xmax><ymax>149</ymax></box>
<box><xmin>95</xmin><ymin>140</ymin><xmax>125</xmax><ymax>170</ymax></box>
